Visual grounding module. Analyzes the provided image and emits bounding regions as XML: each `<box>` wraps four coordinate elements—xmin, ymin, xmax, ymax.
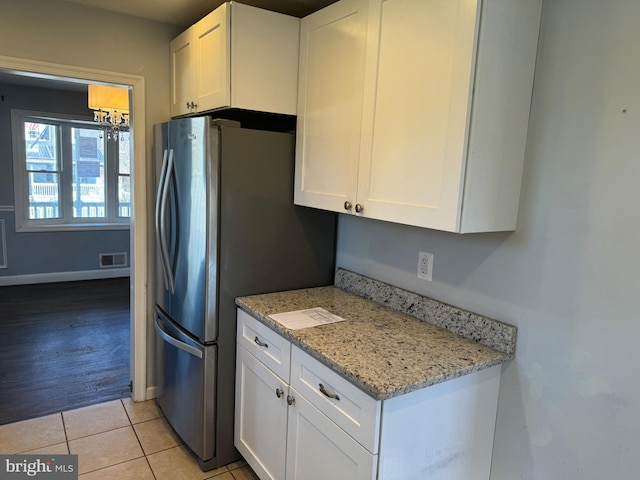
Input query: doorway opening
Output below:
<box><xmin>0</xmin><ymin>55</ymin><xmax>147</xmax><ymax>411</ymax></box>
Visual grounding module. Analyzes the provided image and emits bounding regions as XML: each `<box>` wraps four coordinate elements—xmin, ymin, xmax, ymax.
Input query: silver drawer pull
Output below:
<box><xmin>254</xmin><ymin>336</ymin><xmax>268</xmax><ymax>348</ymax></box>
<box><xmin>319</xmin><ymin>383</ymin><xmax>340</xmax><ymax>401</ymax></box>
<box><xmin>276</xmin><ymin>388</ymin><xmax>284</xmax><ymax>398</ymax></box>
<box><xmin>287</xmin><ymin>394</ymin><xmax>295</xmax><ymax>406</ymax></box>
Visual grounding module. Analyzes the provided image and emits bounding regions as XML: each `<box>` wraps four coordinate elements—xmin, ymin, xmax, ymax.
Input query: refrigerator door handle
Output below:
<box><xmin>155</xmin><ymin>311</ymin><xmax>203</xmax><ymax>359</ymax></box>
<box><xmin>159</xmin><ymin>149</ymin><xmax>176</xmax><ymax>294</ymax></box>
<box><xmin>155</xmin><ymin>149</ymin><xmax>170</xmax><ymax>290</ymax></box>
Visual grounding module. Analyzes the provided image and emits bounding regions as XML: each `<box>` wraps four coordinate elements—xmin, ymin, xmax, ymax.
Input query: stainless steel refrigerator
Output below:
<box><xmin>153</xmin><ymin>117</ymin><xmax>336</xmax><ymax>470</ymax></box>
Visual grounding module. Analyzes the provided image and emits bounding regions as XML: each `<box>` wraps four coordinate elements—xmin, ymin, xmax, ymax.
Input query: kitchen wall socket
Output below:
<box><xmin>417</xmin><ymin>251</ymin><xmax>433</xmax><ymax>281</ymax></box>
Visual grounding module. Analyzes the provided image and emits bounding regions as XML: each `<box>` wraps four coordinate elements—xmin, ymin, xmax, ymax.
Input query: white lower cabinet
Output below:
<box><xmin>235</xmin><ymin>309</ymin><xmax>502</xmax><ymax>480</ymax></box>
<box><xmin>235</xmin><ymin>345</ymin><xmax>288</xmax><ymax>480</ymax></box>
<box><xmin>235</xmin><ymin>309</ymin><xmax>375</xmax><ymax>480</ymax></box>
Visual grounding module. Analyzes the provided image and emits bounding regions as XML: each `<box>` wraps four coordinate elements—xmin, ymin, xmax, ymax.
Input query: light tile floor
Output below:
<box><xmin>0</xmin><ymin>398</ymin><xmax>259</xmax><ymax>480</ymax></box>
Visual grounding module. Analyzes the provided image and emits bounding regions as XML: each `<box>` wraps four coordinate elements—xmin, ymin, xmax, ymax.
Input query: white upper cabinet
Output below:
<box><xmin>170</xmin><ymin>2</ymin><xmax>300</xmax><ymax>117</ymax></box>
<box><xmin>294</xmin><ymin>0</ymin><xmax>369</xmax><ymax>213</ymax></box>
<box><xmin>295</xmin><ymin>0</ymin><xmax>543</xmax><ymax>233</ymax></box>
<box><xmin>170</xmin><ymin>5</ymin><xmax>227</xmax><ymax>117</ymax></box>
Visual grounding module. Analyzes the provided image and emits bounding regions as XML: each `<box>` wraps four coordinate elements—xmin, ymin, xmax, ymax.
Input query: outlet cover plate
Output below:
<box><xmin>417</xmin><ymin>251</ymin><xmax>433</xmax><ymax>281</ymax></box>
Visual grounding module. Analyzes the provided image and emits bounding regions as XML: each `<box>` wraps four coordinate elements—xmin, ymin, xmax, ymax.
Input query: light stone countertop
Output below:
<box><xmin>236</xmin><ymin>273</ymin><xmax>513</xmax><ymax>401</ymax></box>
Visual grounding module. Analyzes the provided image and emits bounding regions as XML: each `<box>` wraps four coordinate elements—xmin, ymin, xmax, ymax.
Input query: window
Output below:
<box><xmin>12</xmin><ymin>110</ymin><xmax>130</xmax><ymax>231</ymax></box>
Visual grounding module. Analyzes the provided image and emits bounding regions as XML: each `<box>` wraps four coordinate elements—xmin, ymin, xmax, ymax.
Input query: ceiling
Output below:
<box><xmin>0</xmin><ymin>0</ymin><xmax>336</xmax><ymax>91</ymax></box>
<box><xmin>58</xmin><ymin>0</ymin><xmax>337</xmax><ymax>27</ymax></box>
<box><xmin>0</xmin><ymin>70</ymin><xmax>89</xmax><ymax>91</ymax></box>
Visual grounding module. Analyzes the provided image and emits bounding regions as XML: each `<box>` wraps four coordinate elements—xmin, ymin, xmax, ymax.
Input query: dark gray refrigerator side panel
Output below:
<box><xmin>215</xmin><ymin>126</ymin><xmax>337</xmax><ymax>466</ymax></box>
<box><xmin>219</xmin><ymin>126</ymin><xmax>336</xmax><ymax>295</ymax></box>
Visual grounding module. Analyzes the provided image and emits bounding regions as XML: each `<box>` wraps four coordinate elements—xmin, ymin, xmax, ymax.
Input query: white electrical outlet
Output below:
<box><xmin>417</xmin><ymin>251</ymin><xmax>433</xmax><ymax>281</ymax></box>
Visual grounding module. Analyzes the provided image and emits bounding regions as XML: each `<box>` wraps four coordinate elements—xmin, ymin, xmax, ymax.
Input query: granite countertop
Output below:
<box><xmin>236</xmin><ymin>271</ymin><xmax>515</xmax><ymax>401</ymax></box>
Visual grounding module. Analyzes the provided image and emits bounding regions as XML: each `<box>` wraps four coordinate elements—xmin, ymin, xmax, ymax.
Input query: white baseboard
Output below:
<box><xmin>145</xmin><ymin>386</ymin><xmax>157</xmax><ymax>401</ymax></box>
<box><xmin>0</xmin><ymin>268</ymin><xmax>130</xmax><ymax>286</ymax></box>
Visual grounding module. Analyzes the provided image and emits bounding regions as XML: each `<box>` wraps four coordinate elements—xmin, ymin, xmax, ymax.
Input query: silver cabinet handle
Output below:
<box><xmin>344</xmin><ymin>201</ymin><xmax>352</xmax><ymax>211</ymax></box>
<box><xmin>287</xmin><ymin>394</ymin><xmax>295</xmax><ymax>406</ymax></box>
<box><xmin>319</xmin><ymin>384</ymin><xmax>340</xmax><ymax>400</ymax></box>
<box><xmin>254</xmin><ymin>336</ymin><xmax>268</xmax><ymax>348</ymax></box>
<box><xmin>355</xmin><ymin>203</ymin><xmax>364</xmax><ymax>213</ymax></box>
<box><xmin>276</xmin><ymin>388</ymin><xmax>284</xmax><ymax>398</ymax></box>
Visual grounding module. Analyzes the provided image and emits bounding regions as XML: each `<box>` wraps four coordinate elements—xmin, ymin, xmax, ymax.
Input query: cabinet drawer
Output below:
<box><xmin>237</xmin><ymin>310</ymin><xmax>291</xmax><ymax>382</ymax></box>
<box><xmin>290</xmin><ymin>345</ymin><xmax>381</xmax><ymax>454</ymax></box>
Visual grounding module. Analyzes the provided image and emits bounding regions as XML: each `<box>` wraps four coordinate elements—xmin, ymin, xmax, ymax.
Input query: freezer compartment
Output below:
<box><xmin>155</xmin><ymin>307</ymin><xmax>216</xmax><ymax>462</ymax></box>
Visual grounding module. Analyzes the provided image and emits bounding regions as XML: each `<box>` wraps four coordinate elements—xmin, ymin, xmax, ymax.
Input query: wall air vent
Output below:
<box><xmin>99</xmin><ymin>252</ymin><xmax>128</xmax><ymax>268</ymax></box>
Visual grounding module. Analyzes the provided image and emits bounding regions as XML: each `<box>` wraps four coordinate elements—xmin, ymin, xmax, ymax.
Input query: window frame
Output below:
<box><xmin>12</xmin><ymin>109</ymin><xmax>131</xmax><ymax>232</ymax></box>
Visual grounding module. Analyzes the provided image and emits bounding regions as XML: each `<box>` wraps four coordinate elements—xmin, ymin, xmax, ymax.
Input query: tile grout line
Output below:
<box><xmin>59</xmin><ymin>412</ymin><xmax>70</xmax><ymax>455</ymax></box>
<box><xmin>8</xmin><ymin>399</ymin><xmax>252</xmax><ymax>478</ymax></box>
<box><xmin>79</xmin><ymin>456</ymin><xmax>147</xmax><ymax>477</ymax></box>
<box><xmin>65</xmin><ymin>424</ymin><xmax>134</xmax><ymax>443</ymax></box>
<box><xmin>64</xmin><ymin>400</ymin><xmax>145</xmax><ymax>477</ymax></box>
<box><xmin>62</xmin><ymin>399</ymin><xmax>132</xmax><ymax>442</ymax></box>
<box><xmin>121</xmin><ymin>399</ymin><xmax>158</xmax><ymax>479</ymax></box>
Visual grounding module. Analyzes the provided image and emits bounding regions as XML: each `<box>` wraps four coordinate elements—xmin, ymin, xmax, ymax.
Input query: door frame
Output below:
<box><xmin>0</xmin><ymin>54</ymin><xmax>148</xmax><ymax>401</ymax></box>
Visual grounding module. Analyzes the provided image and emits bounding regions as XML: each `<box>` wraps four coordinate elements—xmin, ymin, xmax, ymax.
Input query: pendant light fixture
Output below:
<box><xmin>88</xmin><ymin>84</ymin><xmax>129</xmax><ymax>140</ymax></box>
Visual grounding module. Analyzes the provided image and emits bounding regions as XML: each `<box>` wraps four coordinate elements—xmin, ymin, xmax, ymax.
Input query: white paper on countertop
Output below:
<box><xmin>269</xmin><ymin>307</ymin><xmax>345</xmax><ymax>330</ymax></box>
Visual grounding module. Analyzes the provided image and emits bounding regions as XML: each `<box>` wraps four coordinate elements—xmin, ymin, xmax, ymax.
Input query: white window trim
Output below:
<box><xmin>11</xmin><ymin>109</ymin><xmax>131</xmax><ymax>232</ymax></box>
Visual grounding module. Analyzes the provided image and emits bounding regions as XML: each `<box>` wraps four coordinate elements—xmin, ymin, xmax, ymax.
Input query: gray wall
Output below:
<box><xmin>0</xmin><ymin>0</ymin><xmax>180</xmax><ymax>387</ymax></box>
<box><xmin>336</xmin><ymin>0</ymin><xmax>640</xmax><ymax>478</ymax></box>
<box><xmin>0</xmin><ymin>82</ymin><xmax>130</xmax><ymax>279</ymax></box>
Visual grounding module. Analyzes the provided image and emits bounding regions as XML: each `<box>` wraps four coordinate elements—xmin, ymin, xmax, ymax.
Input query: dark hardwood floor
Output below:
<box><xmin>0</xmin><ymin>278</ymin><xmax>130</xmax><ymax>425</ymax></box>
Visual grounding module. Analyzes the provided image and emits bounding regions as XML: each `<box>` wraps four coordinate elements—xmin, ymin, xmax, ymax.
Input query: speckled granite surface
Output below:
<box><xmin>335</xmin><ymin>269</ymin><xmax>517</xmax><ymax>356</ymax></box>
<box><xmin>236</xmin><ymin>276</ymin><xmax>513</xmax><ymax>401</ymax></box>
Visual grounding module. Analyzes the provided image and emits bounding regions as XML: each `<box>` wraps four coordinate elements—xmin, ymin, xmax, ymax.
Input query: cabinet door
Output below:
<box><xmin>294</xmin><ymin>0</ymin><xmax>369</xmax><ymax>214</ymax></box>
<box><xmin>170</xmin><ymin>28</ymin><xmax>195</xmax><ymax>117</ymax></box>
<box><xmin>235</xmin><ymin>345</ymin><xmax>288</xmax><ymax>480</ymax></box>
<box><xmin>286</xmin><ymin>388</ymin><xmax>377</xmax><ymax>480</ymax></box>
<box><xmin>356</xmin><ymin>0</ymin><xmax>480</xmax><ymax>232</ymax></box>
<box><xmin>231</xmin><ymin>3</ymin><xmax>300</xmax><ymax>115</ymax></box>
<box><xmin>193</xmin><ymin>3</ymin><xmax>230</xmax><ymax>112</ymax></box>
